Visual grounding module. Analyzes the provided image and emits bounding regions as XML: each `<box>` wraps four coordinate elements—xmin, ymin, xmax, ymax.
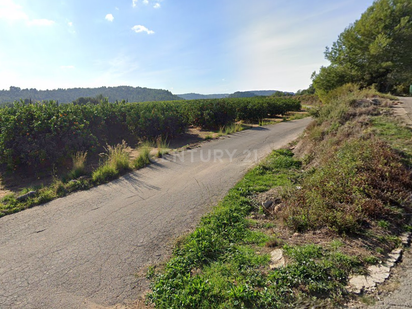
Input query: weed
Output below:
<box><xmin>133</xmin><ymin>143</ymin><xmax>152</xmax><ymax>169</ymax></box>
<box><xmin>330</xmin><ymin>240</ymin><xmax>344</xmax><ymax>251</ymax></box>
<box><xmin>282</xmin><ymin>138</ymin><xmax>411</xmax><ymax>235</ymax></box>
<box><xmin>104</xmin><ymin>141</ymin><xmax>130</xmax><ymax>173</ymax></box>
<box><xmin>155</xmin><ymin>136</ymin><xmax>170</xmax><ymax>158</ymax></box>
<box><xmin>265</xmin><ymin>236</ymin><xmax>284</xmax><ymax>248</ymax></box>
<box><xmin>377</xmin><ymin>220</ymin><xmax>390</xmax><ymax>229</ymax></box>
<box><xmin>363</xmin><ymin>256</ymin><xmax>379</xmax><ymax>265</ymax></box>
<box><xmin>376</xmin><ymin>247</ymin><xmax>384</xmax><ymax>254</ymax></box>
<box><xmin>92</xmin><ymin>163</ymin><xmax>118</xmax><ymax>184</ymax></box>
<box><xmin>285</xmin><ymin>112</ymin><xmax>310</xmax><ymax>121</ymax></box>
<box><xmin>91</xmin><ymin>141</ymin><xmax>130</xmax><ymax>184</ymax></box>
<box><xmin>68</xmin><ymin>151</ymin><xmax>87</xmax><ymax>179</ymax></box>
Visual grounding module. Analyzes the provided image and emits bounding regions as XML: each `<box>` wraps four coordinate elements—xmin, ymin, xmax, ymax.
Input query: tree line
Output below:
<box><xmin>0</xmin><ymin>86</ymin><xmax>180</xmax><ymax>105</ymax></box>
<box><xmin>312</xmin><ymin>0</ymin><xmax>412</xmax><ymax>99</ymax></box>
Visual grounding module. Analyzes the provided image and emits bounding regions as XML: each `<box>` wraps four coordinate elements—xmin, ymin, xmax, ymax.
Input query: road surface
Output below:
<box><xmin>0</xmin><ymin>118</ymin><xmax>312</xmax><ymax>309</ymax></box>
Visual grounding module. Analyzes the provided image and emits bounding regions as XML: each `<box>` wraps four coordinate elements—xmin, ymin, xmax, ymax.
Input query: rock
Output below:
<box><xmin>270</xmin><ymin>249</ymin><xmax>285</xmax><ymax>269</ymax></box>
<box><xmin>368</xmin><ymin>264</ymin><xmax>391</xmax><ymax>283</ymax></box>
<box><xmin>348</xmin><ymin>248</ymin><xmax>403</xmax><ymax>294</ymax></box>
<box><xmin>293</xmin><ymin>232</ymin><xmax>300</xmax><ymax>237</ymax></box>
<box><xmin>349</xmin><ymin>275</ymin><xmax>373</xmax><ymax>294</ymax></box>
<box><xmin>16</xmin><ymin>191</ymin><xmax>36</xmax><ymax>202</ymax></box>
<box><xmin>386</xmin><ymin>249</ymin><xmax>403</xmax><ymax>265</ymax></box>
<box><xmin>400</xmin><ymin>232</ymin><xmax>411</xmax><ymax>247</ymax></box>
<box><xmin>371</xmin><ymin>98</ymin><xmax>381</xmax><ymax>105</ymax></box>
<box><xmin>274</xmin><ymin>204</ymin><xmax>283</xmax><ymax>213</ymax></box>
<box><xmin>262</xmin><ymin>200</ymin><xmax>273</xmax><ymax>209</ymax></box>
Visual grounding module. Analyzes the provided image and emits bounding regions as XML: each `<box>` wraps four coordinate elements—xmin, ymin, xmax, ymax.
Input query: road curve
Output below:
<box><xmin>0</xmin><ymin>118</ymin><xmax>312</xmax><ymax>309</ymax></box>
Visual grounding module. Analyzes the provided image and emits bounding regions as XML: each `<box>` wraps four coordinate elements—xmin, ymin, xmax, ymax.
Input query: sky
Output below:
<box><xmin>0</xmin><ymin>0</ymin><xmax>376</xmax><ymax>94</ymax></box>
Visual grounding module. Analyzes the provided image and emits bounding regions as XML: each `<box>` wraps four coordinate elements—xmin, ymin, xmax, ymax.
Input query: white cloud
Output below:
<box><xmin>60</xmin><ymin>65</ymin><xmax>75</xmax><ymax>69</ymax></box>
<box><xmin>0</xmin><ymin>0</ymin><xmax>55</xmax><ymax>26</ymax></box>
<box><xmin>132</xmin><ymin>0</ymin><xmax>138</xmax><ymax>7</ymax></box>
<box><xmin>132</xmin><ymin>25</ymin><xmax>154</xmax><ymax>35</ymax></box>
<box><xmin>143</xmin><ymin>0</ymin><xmax>149</xmax><ymax>4</ymax></box>
<box><xmin>154</xmin><ymin>3</ymin><xmax>161</xmax><ymax>9</ymax></box>
<box><xmin>105</xmin><ymin>14</ymin><xmax>114</xmax><ymax>22</ymax></box>
<box><xmin>68</xmin><ymin>21</ymin><xmax>73</xmax><ymax>27</ymax></box>
<box><xmin>0</xmin><ymin>0</ymin><xmax>27</xmax><ymax>20</ymax></box>
<box><xmin>27</xmin><ymin>19</ymin><xmax>55</xmax><ymax>26</ymax></box>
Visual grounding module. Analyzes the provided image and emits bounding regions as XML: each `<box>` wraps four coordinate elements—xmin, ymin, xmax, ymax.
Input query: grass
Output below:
<box><xmin>92</xmin><ymin>141</ymin><xmax>131</xmax><ymax>184</ymax></box>
<box><xmin>155</xmin><ymin>136</ymin><xmax>170</xmax><ymax>158</ymax></box>
<box><xmin>147</xmin><ymin>85</ymin><xmax>412</xmax><ymax>308</ymax></box>
<box><xmin>133</xmin><ymin>142</ymin><xmax>152</xmax><ymax>169</ymax></box>
<box><xmin>148</xmin><ymin>150</ymin><xmax>363</xmax><ymax>308</ymax></box>
<box><xmin>0</xmin><ymin>120</ymin><xmax>264</xmax><ymax>218</ymax></box>
<box><xmin>217</xmin><ymin>123</ymin><xmax>245</xmax><ymax>137</ymax></box>
<box><xmin>0</xmin><ymin>177</ymin><xmax>92</xmax><ymax>217</ymax></box>
<box><xmin>284</xmin><ymin>111</ymin><xmax>310</xmax><ymax>121</ymax></box>
<box><xmin>67</xmin><ymin>151</ymin><xmax>87</xmax><ymax>180</ymax></box>
<box><xmin>282</xmin><ymin>138</ymin><xmax>411</xmax><ymax>234</ymax></box>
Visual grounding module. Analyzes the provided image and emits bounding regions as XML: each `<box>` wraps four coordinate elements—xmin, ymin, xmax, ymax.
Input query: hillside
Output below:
<box><xmin>177</xmin><ymin>90</ymin><xmax>290</xmax><ymax>100</ymax></box>
<box><xmin>176</xmin><ymin>93</ymin><xmax>230</xmax><ymax>100</ymax></box>
<box><xmin>0</xmin><ymin>86</ymin><xmax>180</xmax><ymax>104</ymax></box>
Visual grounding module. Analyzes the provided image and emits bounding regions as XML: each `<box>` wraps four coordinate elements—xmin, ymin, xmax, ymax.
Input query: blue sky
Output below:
<box><xmin>0</xmin><ymin>0</ymin><xmax>375</xmax><ymax>94</ymax></box>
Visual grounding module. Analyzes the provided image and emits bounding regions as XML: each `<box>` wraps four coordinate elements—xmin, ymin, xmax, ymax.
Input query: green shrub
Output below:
<box><xmin>92</xmin><ymin>164</ymin><xmax>118</xmax><ymax>184</ymax></box>
<box><xmin>133</xmin><ymin>143</ymin><xmax>151</xmax><ymax>169</ymax></box>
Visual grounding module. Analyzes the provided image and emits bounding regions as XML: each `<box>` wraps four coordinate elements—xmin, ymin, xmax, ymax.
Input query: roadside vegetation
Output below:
<box><xmin>147</xmin><ymin>86</ymin><xmax>412</xmax><ymax>308</ymax></box>
<box><xmin>0</xmin><ymin>97</ymin><xmax>300</xmax><ymax>172</ymax></box>
<box><xmin>0</xmin><ymin>96</ymin><xmax>301</xmax><ymax>217</ymax></box>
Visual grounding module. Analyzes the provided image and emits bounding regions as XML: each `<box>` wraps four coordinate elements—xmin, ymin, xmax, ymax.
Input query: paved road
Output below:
<box><xmin>0</xmin><ymin>118</ymin><xmax>311</xmax><ymax>309</ymax></box>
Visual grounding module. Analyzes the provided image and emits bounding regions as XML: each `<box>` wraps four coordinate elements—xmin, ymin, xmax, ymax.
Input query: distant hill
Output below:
<box><xmin>177</xmin><ymin>93</ymin><xmax>229</xmax><ymax>100</ymax></box>
<box><xmin>228</xmin><ymin>91</ymin><xmax>258</xmax><ymax>98</ymax></box>
<box><xmin>0</xmin><ymin>86</ymin><xmax>180</xmax><ymax>104</ymax></box>
<box><xmin>177</xmin><ymin>90</ymin><xmax>293</xmax><ymax>100</ymax></box>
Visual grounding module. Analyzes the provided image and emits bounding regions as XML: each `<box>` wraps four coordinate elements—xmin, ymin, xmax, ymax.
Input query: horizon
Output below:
<box><xmin>0</xmin><ymin>0</ymin><xmax>376</xmax><ymax>94</ymax></box>
<box><xmin>0</xmin><ymin>85</ymin><xmax>287</xmax><ymax>96</ymax></box>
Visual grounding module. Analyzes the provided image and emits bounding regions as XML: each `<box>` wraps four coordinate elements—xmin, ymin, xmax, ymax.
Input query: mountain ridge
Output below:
<box><xmin>0</xmin><ymin>86</ymin><xmax>180</xmax><ymax>104</ymax></box>
<box><xmin>177</xmin><ymin>90</ymin><xmax>293</xmax><ymax>100</ymax></box>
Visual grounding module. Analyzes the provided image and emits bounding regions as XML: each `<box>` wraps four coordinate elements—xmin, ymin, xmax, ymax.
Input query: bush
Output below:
<box><xmin>0</xmin><ymin>97</ymin><xmax>302</xmax><ymax>171</ymax></box>
<box><xmin>133</xmin><ymin>143</ymin><xmax>151</xmax><ymax>169</ymax></box>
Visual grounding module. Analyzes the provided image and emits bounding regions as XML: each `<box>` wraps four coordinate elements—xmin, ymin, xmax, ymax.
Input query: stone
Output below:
<box><xmin>16</xmin><ymin>191</ymin><xmax>36</xmax><ymax>202</ymax></box>
<box><xmin>274</xmin><ymin>204</ymin><xmax>283</xmax><ymax>213</ymax></box>
<box><xmin>371</xmin><ymin>98</ymin><xmax>381</xmax><ymax>105</ymax></box>
<box><xmin>349</xmin><ymin>275</ymin><xmax>374</xmax><ymax>294</ymax></box>
<box><xmin>270</xmin><ymin>249</ymin><xmax>285</xmax><ymax>269</ymax></box>
<box><xmin>400</xmin><ymin>232</ymin><xmax>411</xmax><ymax>247</ymax></box>
<box><xmin>262</xmin><ymin>200</ymin><xmax>273</xmax><ymax>209</ymax></box>
<box><xmin>386</xmin><ymin>249</ymin><xmax>403</xmax><ymax>266</ymax></box>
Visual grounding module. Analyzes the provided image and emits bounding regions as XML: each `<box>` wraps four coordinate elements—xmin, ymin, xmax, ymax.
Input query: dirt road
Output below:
<box><xmin>0</xmin><ymin>118</ymin><xmax>311</xmax><ymax>309</ymax></box>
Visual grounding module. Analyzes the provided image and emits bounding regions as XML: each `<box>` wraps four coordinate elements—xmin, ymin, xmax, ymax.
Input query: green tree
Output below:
<box><xmin>313</xmin><ymin>0</ymin><xmax>412</xmax><ymax>95</ymax></box>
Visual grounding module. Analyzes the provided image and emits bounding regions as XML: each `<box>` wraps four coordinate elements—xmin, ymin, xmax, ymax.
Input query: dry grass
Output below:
<box><xmin>68</xmin><ymin>151</ymin><xmax>87</xmax><ymax>179</ymax></box>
